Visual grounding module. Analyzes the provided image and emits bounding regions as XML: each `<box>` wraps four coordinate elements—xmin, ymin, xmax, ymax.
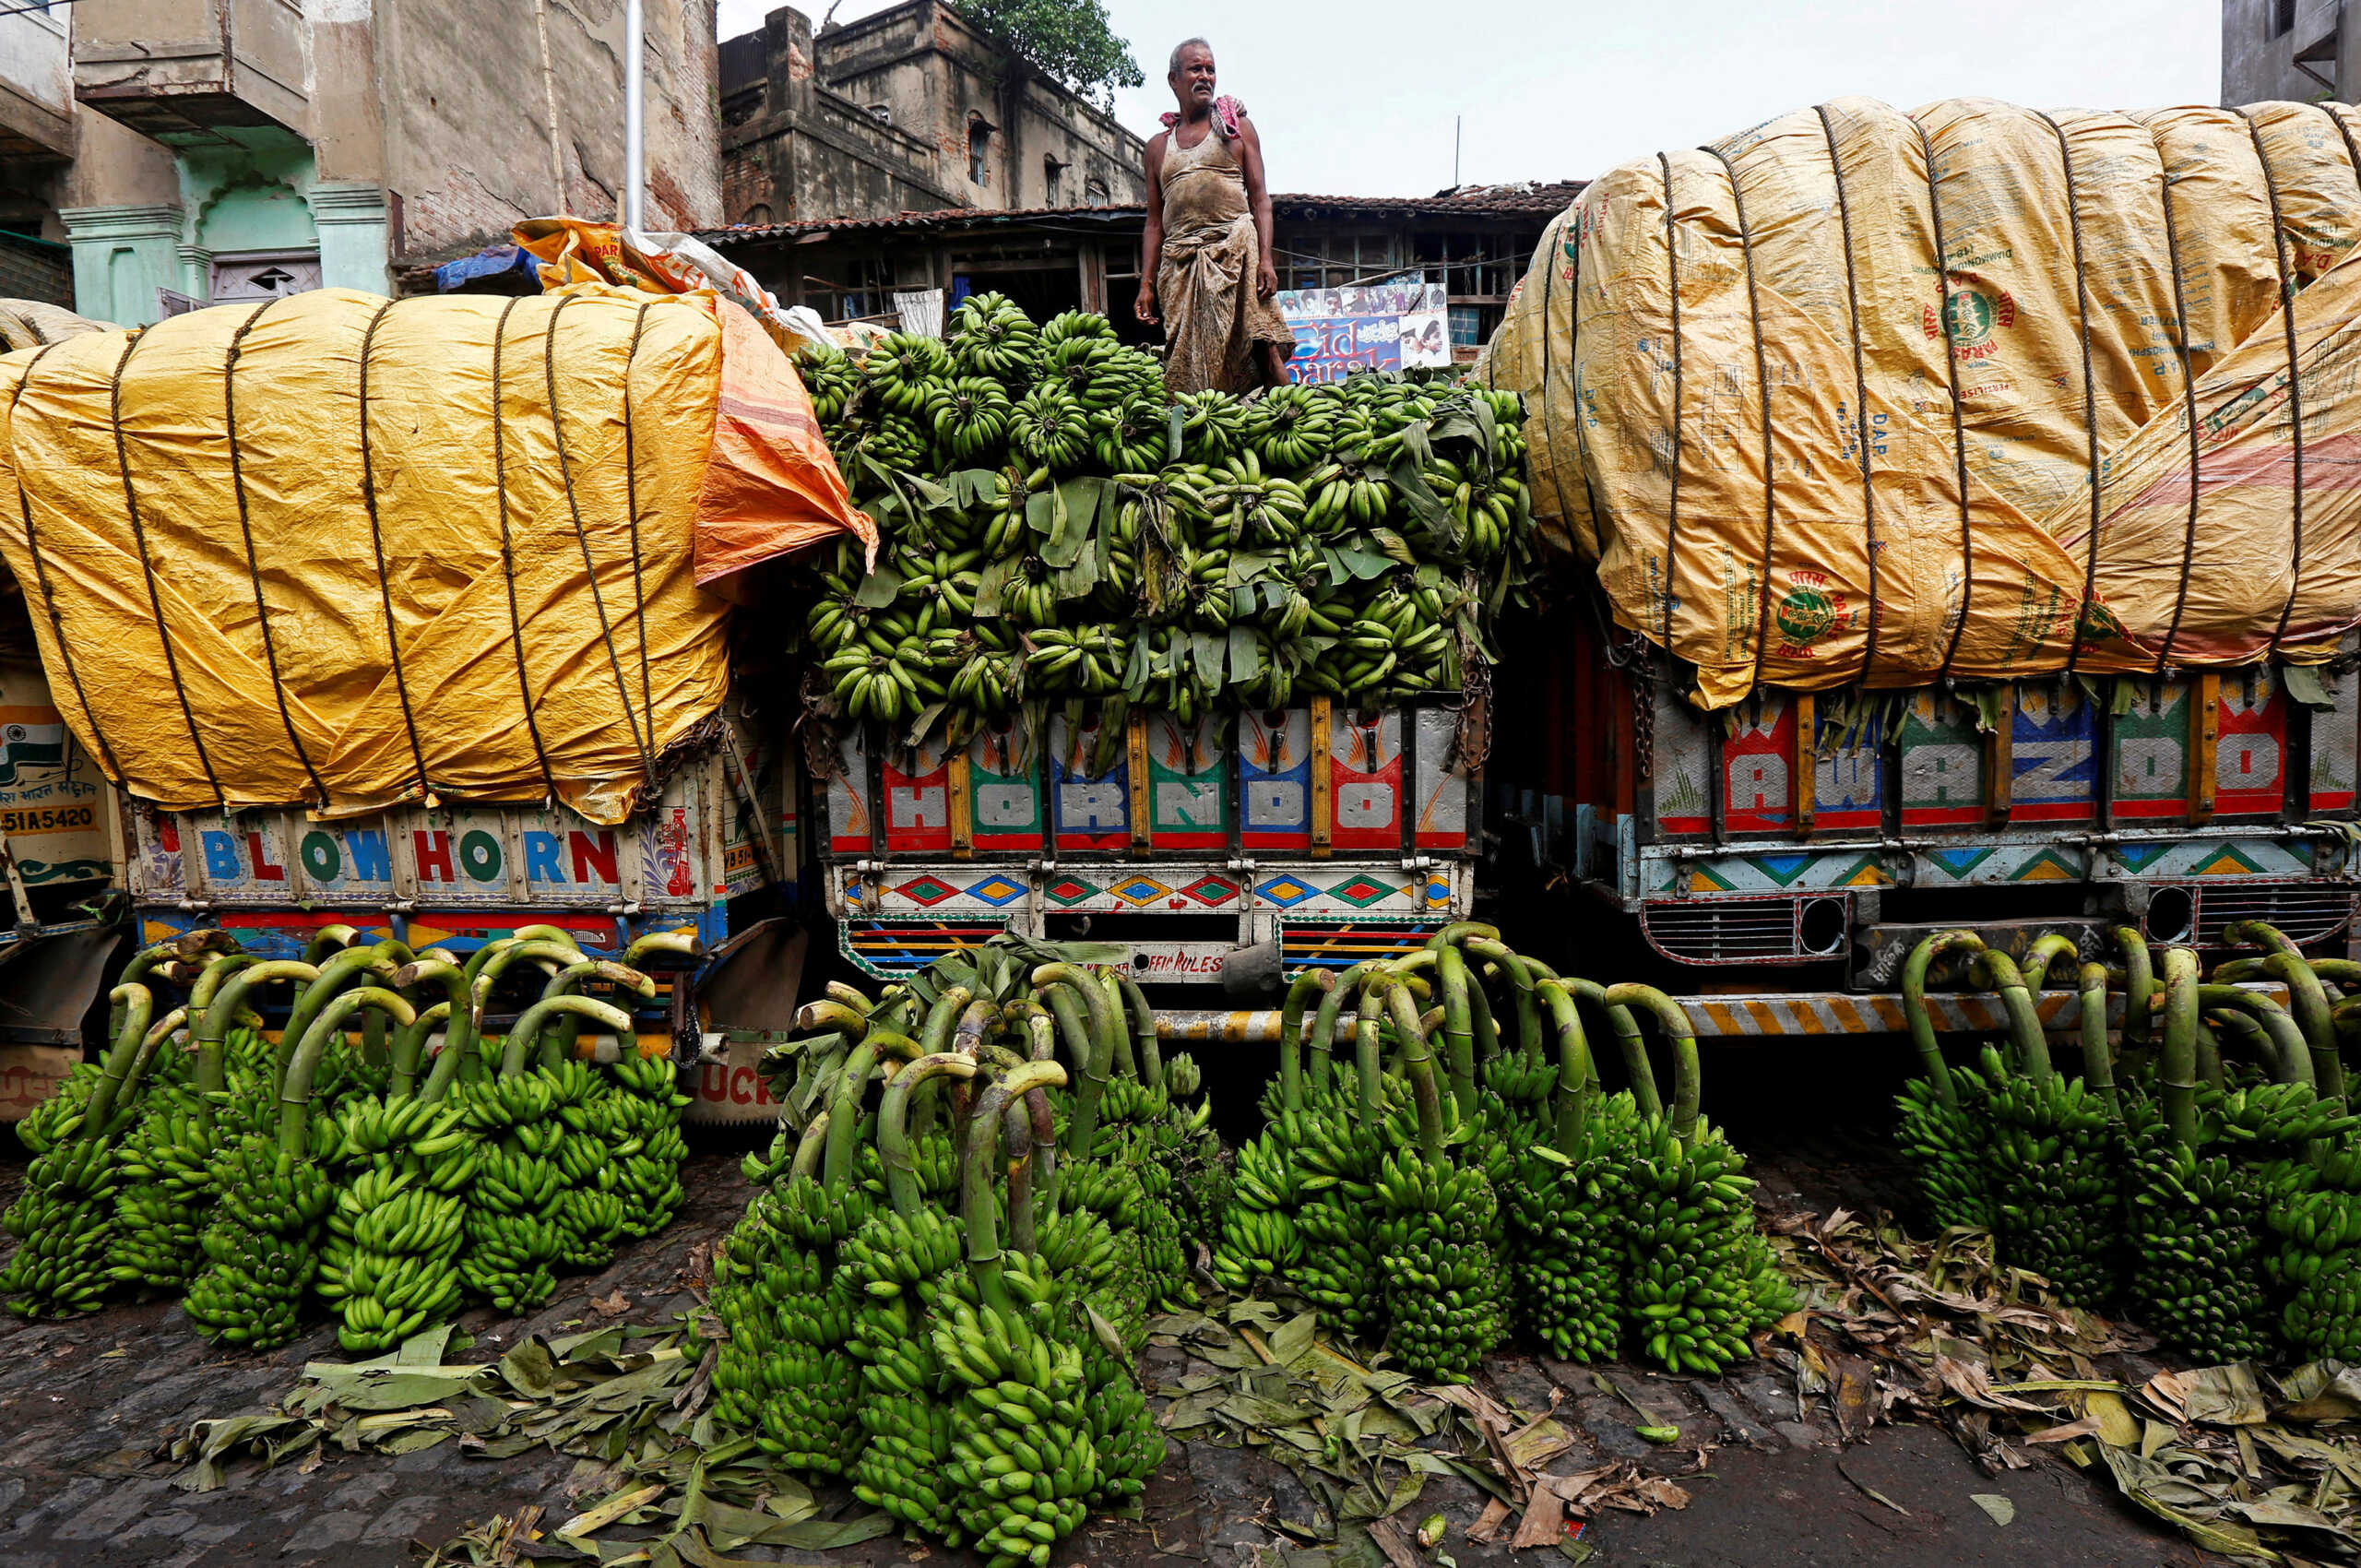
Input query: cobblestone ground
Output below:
<box><xmin>0</xmin><ymin>1138</ymin><xmax>2206</xmax><ymax>1568</ymax></box>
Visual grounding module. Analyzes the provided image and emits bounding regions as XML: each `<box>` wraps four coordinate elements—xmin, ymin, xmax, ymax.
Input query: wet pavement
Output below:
<box><xmin>0</xmin><ymin>1134</ymin><xmax>2213</xmax><ymax>1568</ymax></box>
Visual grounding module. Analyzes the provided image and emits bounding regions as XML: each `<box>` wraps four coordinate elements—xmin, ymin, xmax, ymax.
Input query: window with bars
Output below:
<box><xmin>803</xmin><ymin>256</ymin><xmax>894</xmax><ymax>323</ymax></box>
<box><xmin>1276</xmin><ymin>228</ymin><xmax>1402</xmax><ymax>290</ymax></box>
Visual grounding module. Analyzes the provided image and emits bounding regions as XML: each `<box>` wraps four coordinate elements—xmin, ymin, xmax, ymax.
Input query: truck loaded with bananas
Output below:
<box><xmin>1893</xmin><ymin>923</ymin><xmax>2361</xmax><ymax>1363</ymax></box>
<box><xmin>800</xmin><ymin>296</ymin><xmax>1528</xmax><ymax>733</ymax></box>
<box><xmin>1</xmin><ymin>924</ymin><xmax>700</xmax><ymax>1352</ymax></box>
<box><xmin>704</xmin><ymin>935</ymin><xmax>1174</xmax><ymax>1559</ymax></box>
<box><xmin>1213</xmin><ymin>926</ymin><xmax>1789</xmax><ymax>1382</ymax></box>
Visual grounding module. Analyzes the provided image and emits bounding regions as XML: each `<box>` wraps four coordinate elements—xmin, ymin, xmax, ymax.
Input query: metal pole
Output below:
<box><xmin>623</xmin><ymin>0</ymin><xmax>646</xmax><ymax>231</ymax></box>
<box><xmin>1453</xmin><ymin>114</ymin><xmax>1462</xmax><ymax>188</ymax></box>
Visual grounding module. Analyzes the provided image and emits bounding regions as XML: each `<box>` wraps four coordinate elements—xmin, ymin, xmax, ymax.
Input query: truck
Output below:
<box><xmin>107</xmin><ymin>701</ymin><xmax>810</xmax><ymax>1124</ymax></box>
<box><xmin>1484</xmin><ymin>610</ymin><xmax>2357</xmax><ymax>1037</ymax></box>
<box><xmin>0</xmin><ymin>647</ymin><xmax>136</xmax><ymax>1120</ymax></box>
<box><xmin>817</xmin><ymin>698</ymin><xmax>1481</xmax><ymax>990</ymax></box>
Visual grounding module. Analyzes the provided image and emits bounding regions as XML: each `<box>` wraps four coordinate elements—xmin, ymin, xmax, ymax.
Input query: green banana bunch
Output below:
<box><xmin>106</xmin><ymin>1079</ymin><xmax>222</xmax><ymax>1294</ymax></box>
<box><xmin>15</xmin><ymin>1061</ymin><xmax>103</xmax><ymax>1153</ymax></box>
<box><xmin>838</xmin><ymin>408</ymin><xmax>930</xmax><ymax>473</ymax></box>
<box><xmin>794</xmin><ymin>344</ymin><xmax>859</xmax><ymax>423</ymax></box>
<box><xmin>926</xmin><ymin>376</ymin><xmax>1014</xmax><ymax>468</ymax></box>
<box><xmin>1374</xmin><ymin>1141</ymin><xmax>1505</xmax><ymax>1383</ymax></box>
<box><xmin>1094</xmin><ymin>1075</ymin><xmax>1190</xmax><ymax>1302</ymax></box>
<box><xmin>1041</xmin><ymin>335</ymin><xmax>1129</xmax><ymax>412</ymax></box>
<box><xmin>1980</xmin><ymin>1045</ymin><xmax>2124</xmax><ymax>1308</ymax></box>
<box><xmin>713</xmin><ymin>1180</ymin><xmax>867</xmax><ymax>1473</ymax></box>
<box><xmin>610</xmin><ymin>1052</ymin><xmax>691</xmax><ymax>1239</ymax></box>
<box><xmin>979</xmin><ymin>465</ymin><xmax>1049</xmax><ymax>555</ymax></box>
<box><xmin>1290</xmin><ymin>1108</ymin><xmax>1387</xmax><ymax>1338</ymax></box>
<box><xmin>452</xmin><ymin>1069</ymin><xmax>564</xmax><ymax>1313</ymax></box>
<box><xmin>4</xmin><ymin>985</ymin><xmax>165</xmax><ymax>1317</ymax></box>
<box><xmin>950</xmin><ymin>291</ymin><xmax>1043</xmax><ymax>384</ymax></box>
<box><xmin>1216</xmin><ymin>469</ymin><xmax>1311</xmax><ymax>548</ymax></box>
<box><xmin>1251</xmin><ymin>384</ymin><xmax>1338</xmax><ymax>474</ymax></box>
<box><xmin>1894</xmin><ymin>1064</ymin><xmax>1994</xmax><ymax>1231</ymax></box>
<box><xmin>2</xmin><ymin>1128</ymin><xmax>125</xmax><ymax>1317</ymax></box>
<box><xmin>1078</xmin><ymin>1316</ymin><xmax>1164</xmax><ymax>1507</ymax></box>
<box><xmin>846</xmin><ymin>1205</ymin><xmax>968</xmax><ymax>1536</ymax></box>
<box><xmin>1210</xmin><ymin>1127</ymin><xmax>1302</xmax><ymax>1290</ymax></box>
<box><xmin>1058</xmin><ymin>1156</ymin><xmax>1152</xmax><ymax>1348</ymax></box>
<box><xmin>552</xmin><ymin>1075</ymin><xmax>635</xmax><ymax>1268</ymax></box>
<box><xmin>934</xmin><ymin>1253</ymin><xmax>1098</xmax><ymax>1568</ymax></box>
<box><xmin>936</xmin><ymin>624</ymin><xmax>1023</xmax><ymax>717</ymax></box>
<box><xmin>318</xmin><ymin>1158</ymin><xmax>468</xmax><ymax>1353</ymax></box>
<box><xmin>1618</xmin><ymin>1111</ymin><xmax>1775</xmax><ymax>1375</ymax></box>
<box><xmin>2123</xmin><ymin>1105</ymin><xmax>2277</xmax><ymax>1362</ymax></box>
<box><xmin>1022</xmin><ymin>623</ymin><xmax>1125</xmax><ymax>696</ymax></box>
<box><xmin>1173</xmin><ymin>388</ymin><xmax>1247</xmax><ymax>461</ymax></box>
<box><xmin>184</xmin><ymin>1133</ymin><xmax>336</xmax><ymax>1348</ymax></box>
<box><xmin>1299</xmin><ymin>460</ymin><xmax>1395</xmax><ymax>532</ymax></box>
<box><xmin>1509</xmin><ymin>1091</ymin><xmax>1635</xmax><ymax>1364</ymax></box>
<box><xmin>1091</xmin><ymin>397</ymin><xmax>1167</xmax><ymax>474</ymax></box>
<box><xmin>862</xmin><ymin>332</ymin><xmax>954</xmax><ymax>416</ymax></box>
<box><xmin>825</xmin><ymin>635</ymin><xmax>943</xmax><ymax>723</ymax></box>
<box><xmin>2272</xmin><ymin>1146</ymin><xmax>2361</xmax><ymax>1359</ymax></box>
<box><xmin>1038</xmin><ymin>309</ymin><xmax>1114</xmax><ymax>351</ymax></box>
<box><xmin>1010</xmin><ymin>384</ymin><xmax>1092</xmax><ymax>473</ymax></box>
<box><xmin>997</xmin><ymin>552</ymin><xmax>1062</xmax><ymax>630</ymax></box>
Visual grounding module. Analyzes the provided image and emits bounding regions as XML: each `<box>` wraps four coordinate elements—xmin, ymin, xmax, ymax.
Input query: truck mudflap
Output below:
<box><xmin>1152</xmin><ymin>982</ymin><xmax>2292</xmax><ymax>1043</ymax></box>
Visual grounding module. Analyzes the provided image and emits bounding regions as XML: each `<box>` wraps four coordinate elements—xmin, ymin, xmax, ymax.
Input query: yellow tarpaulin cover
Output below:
<box><xmin>1484</xmin><ymin>97</ymin><xmax>2361</xmax><ymax>709</ymax></box>
<box><xmin>0</xmin><ymin>282</ymin><xmax>866</xmax><ymax>824</ymax></box>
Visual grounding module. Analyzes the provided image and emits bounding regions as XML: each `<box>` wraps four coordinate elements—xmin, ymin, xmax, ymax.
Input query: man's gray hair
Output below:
<box><xmin>1169</xmin><ymin>37</ymin><xmax>1213</xmax><ymax>75</ymax></box>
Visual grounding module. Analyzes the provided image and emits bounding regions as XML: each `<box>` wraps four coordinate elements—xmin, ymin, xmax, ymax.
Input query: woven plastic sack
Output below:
<box><xmin>0</xmin><ymin>282</ymin><xmax>865</xmax><ymax>823</ymax></box>
<box><xmin>1484</xmin><ymin>96</ymin><xmax>2361</xmax><ymax>708</ymax></box>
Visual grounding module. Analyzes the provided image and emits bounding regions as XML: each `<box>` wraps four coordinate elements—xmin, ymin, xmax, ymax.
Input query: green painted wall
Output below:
<box><xmin>65</xmin><ymin>125</ymin><xmax>391</xmax><ymax>322</ymax></box>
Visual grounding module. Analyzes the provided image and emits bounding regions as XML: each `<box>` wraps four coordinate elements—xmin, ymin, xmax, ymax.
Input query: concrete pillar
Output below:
<box><xmin>306</xmin><ymin>182</ymin><xmax>390</xmax><ymax>295</ymax></box>
<box><xmin>175</xmin><ymin>243</ymin><xmax>214</xmax><ymax>302</ymax></box>
<box><xmin>56</xmin><ymin>202</ymin><xmax>183</xmax><ymax>327</ymax></box>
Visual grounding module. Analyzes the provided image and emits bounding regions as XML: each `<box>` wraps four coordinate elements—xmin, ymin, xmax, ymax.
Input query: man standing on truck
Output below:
<box><xmin>1134</xmin><ymin>38</ymin><xmax>1296</xmax><ymax>394</ymax></box>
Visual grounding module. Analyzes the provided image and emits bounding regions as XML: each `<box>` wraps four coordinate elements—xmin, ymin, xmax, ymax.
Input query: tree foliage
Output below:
<box><xmin>958</xmin><ymin>0</ymin><xmax>1145</xmax><ymax>108</ymax></box>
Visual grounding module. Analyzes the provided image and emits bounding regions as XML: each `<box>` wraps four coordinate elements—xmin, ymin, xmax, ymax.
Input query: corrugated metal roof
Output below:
<box><xmin>697</xmin><ymin>182</ymin><xmax>1582</xmax><ymax>245</ymax></box>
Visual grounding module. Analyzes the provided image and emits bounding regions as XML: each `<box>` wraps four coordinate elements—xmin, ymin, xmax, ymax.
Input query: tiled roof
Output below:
<box><xmin>697</xmin><ymin>182</ymin><xmax>1582</xmax><ymax>244</ymax></box>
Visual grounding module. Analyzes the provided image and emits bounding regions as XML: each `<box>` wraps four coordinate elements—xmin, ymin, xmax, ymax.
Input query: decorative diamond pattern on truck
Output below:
<box><xmin>893</xmin><ymin>875</ymin><xmax>959</xmax><ymax>907</ymax></box>
<box><xmin>1179</xmin><ymin>875</ymin><xmax>1240</xmax><ymax>906</ymax></box>
<box><xmin>1254</xmin><ymin>875</ymin><xmax>1317</xmax><ymax>908</ymax></box>
<box><xmin>963</xmin><ymin>876</ymin><xmax>1026</xmax><ymax>907</ymax></box>
<box><xmin>1108</xmin><ymin>876</ymin><xmax>1172</xmax><ymax>907</ymax></box>
<box><xmin>1043</xmin><ymin>877</ymin><xmax>1101</xmax><ymax>906</ymax></box>
<box><xmin>1325</xmin><ymin>875</ymin><xmax>1398</xmax><ymax>909</ymax></box>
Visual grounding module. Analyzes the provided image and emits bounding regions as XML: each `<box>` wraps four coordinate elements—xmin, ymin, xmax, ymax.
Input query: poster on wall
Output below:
<box><xmin>1277</xmin><ymin>279</ymin><xmax>1449</xmax><ymax>383</ymax></box>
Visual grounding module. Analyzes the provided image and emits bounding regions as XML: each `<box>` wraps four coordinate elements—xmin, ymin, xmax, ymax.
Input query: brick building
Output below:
<box><xmin>719</xmin><ymin>2</ymin><xmax>1147</xmax><ymax>227</ymax></box>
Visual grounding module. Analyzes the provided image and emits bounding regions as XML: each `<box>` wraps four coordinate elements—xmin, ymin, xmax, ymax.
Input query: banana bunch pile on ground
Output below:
<box><xmin>1956</xmin><ymin>941</ymin><xmax>2129</xmax><ymax>1309</ymax></box>
<box><xmin>794</xmin><ymin>298</ymin><xmax>1532</xmax><ymax>741</ymax></box>
<box><xmin>2272</xmin><ymin>1144</ymin><xmax>2361</xmax><ymax>1360</ymax></box>
<box><xmin>704</xmin><ymin>937</ymin><xmax>1171</xmax><ymax>1556</ymax></box>
<box><xmin>1895</xmin><ymin>926</ymin><xmax>2361</xmax><ymax>1363</ymax></box>
<box><xmin>0</xmin><ymin>984</ymin><xmax>157</xmax><ymax>1316</ymax></box>
<box><xmin>1</xmin><ymin>924</ymin><xmax>702</xmax><ymax>1353</ymax></box>
<box><xmin>931</xmin><ymin>1065</ymin><xmax>1131</xmax><ymax>1568</ymax></box>
<box><xmin>1270</xmin><ymin>990</ymin><xmax>1389</xmax><ymax>1341</ymax></box>
<box><xmin>1215</xmin><ymin>928</ymin><xmax>1787</xmax><ymax>1381</ymax></box>
<box><xmin>842</xmin><ymin>1052</ymin><xmax>972</xmax><ymax>1537</ymax></box>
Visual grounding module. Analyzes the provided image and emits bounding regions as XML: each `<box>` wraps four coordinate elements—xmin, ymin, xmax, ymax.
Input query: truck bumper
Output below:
<box><xmin>1153</xmin><ymin>984</ymin><xmax>2289</xmax><ymax>1042</ymax></box>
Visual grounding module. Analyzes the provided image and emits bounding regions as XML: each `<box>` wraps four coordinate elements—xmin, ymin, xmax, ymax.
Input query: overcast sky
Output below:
<box><xmin>714</xmin><ymin>1</ymin><xmax>2223</xmax><ymax>196</ymax></box>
